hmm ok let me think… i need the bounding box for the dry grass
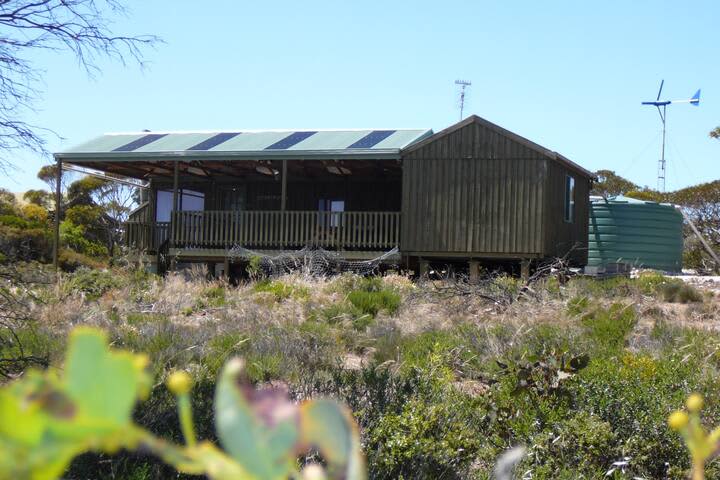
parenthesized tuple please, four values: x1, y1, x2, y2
(25, 268, 720, 384)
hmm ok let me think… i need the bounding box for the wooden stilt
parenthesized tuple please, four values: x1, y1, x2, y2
(468, 260, 480, 284)
(520, 259, 531, 282)
(419, 259, 429, 277)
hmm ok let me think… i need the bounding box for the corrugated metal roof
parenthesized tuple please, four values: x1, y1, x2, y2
(58, 128, 433, 160)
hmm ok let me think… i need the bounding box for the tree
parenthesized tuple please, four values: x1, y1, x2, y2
(63, 175, 136, 255)
(0, 189, 18, 215)
(711, 127, 720, 139)
(591, 170, 639, 197)
(0, 1, 159, 170)
(23, 189, 52, 208)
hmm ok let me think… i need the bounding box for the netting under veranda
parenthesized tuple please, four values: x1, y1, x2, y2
(227, 245, 400, 277)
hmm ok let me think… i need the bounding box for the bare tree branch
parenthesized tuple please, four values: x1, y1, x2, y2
(0, 0, 160, 171)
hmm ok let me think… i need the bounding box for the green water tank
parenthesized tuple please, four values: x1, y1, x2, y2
(588, 196, 683, 272)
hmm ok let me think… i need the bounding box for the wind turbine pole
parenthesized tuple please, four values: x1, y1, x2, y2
(658, 104, 667, 192)
(641, 80, 700, 193)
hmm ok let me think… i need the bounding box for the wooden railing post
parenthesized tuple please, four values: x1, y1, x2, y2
(137, 210, 401, 252)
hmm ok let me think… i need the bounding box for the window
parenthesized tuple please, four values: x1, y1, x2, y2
(564, 175, 575, 223)
(156, 189, 205, 222)
(318, 199, 345, 227)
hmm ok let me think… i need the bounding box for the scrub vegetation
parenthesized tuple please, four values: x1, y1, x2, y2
(3, 260, 720, 479)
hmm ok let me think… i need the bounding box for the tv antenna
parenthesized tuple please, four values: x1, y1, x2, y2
(641, 80, 700, 192)
(455, 79, 471, 121)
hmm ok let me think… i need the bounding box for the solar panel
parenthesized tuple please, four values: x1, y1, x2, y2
(347, 130, 396, 149)
(264, 131, 317, 150)
(187, 132, 241, 151)
(113, 134, 168, 152)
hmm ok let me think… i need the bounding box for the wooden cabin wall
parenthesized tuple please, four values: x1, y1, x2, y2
(543, 161, 590, 265)
(401, 121, 547, 257)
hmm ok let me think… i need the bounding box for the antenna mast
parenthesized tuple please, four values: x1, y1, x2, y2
(455, 79, 471, 121)
(641, 80, 700, 192)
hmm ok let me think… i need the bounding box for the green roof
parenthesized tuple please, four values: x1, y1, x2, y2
(57, 128, 433, 162)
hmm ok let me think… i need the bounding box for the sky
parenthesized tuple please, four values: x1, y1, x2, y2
(1, 0, 718, 192)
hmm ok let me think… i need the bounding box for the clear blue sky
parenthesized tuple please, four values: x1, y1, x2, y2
(2, 0, 718, 192)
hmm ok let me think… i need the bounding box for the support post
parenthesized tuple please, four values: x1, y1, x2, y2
(520, 259, 531, 282)
(418, 259, 429, 278)
(223, 257, 230, 282)
(280, 159, 288, 211)
(53, 157, 62, 271)
(172, 161, 180, 211)
(468, 260, 480, 284)
(171, 161, 179, 248)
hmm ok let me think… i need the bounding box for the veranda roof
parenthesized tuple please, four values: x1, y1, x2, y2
(56, 128, 434, 162)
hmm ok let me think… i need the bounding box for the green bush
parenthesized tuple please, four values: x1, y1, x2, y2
(253, 279, 309, 301)
(580, 302, 636, 353)
(60, 220, 108, 257)
(58, 248, 106, 271)
(65, 267, 122, 300)
(573, 351, 703, 479)
(523, 412, 616, 477)
(659, 281, 703, 303)
(0, 214, 31, 229)
(194, 285, 227, 309)
(348, 289, 401, 317)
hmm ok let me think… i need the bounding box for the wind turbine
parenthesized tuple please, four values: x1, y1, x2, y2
(641, 80, 700, 192)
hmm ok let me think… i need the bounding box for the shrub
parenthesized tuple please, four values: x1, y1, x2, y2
(580, 302, 636, 353)
(0, 225, 51, 261)
(348, 289, 401, 317)
(635, 270, 670, 294)
(65, 267, 122, 300)
(58, 248, 106, 271)
(0, 214, 30, 229)
(659, 281, 703, 303)
(195, 285, 227, 309)
(60, 220, 108, 257)
(524, 412, 616, 477)
(253, 279, 309, 301)
(310, 302, 370, 331)
(21, 203, 48, 223)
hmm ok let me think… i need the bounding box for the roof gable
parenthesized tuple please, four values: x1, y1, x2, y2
(402, 115, 594, 179)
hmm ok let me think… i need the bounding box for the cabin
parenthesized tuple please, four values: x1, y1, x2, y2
(54, 115, 594, 277)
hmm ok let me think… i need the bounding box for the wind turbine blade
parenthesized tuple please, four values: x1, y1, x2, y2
(656, 80, 664, 101)
(691, 89, 701, 106)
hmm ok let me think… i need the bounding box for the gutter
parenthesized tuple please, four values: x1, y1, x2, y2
(53, 148, 403, 163)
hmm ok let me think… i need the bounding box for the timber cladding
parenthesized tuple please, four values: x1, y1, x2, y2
(400, 116, 592, 262)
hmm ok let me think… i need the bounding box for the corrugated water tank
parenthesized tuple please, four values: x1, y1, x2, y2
(587, 196, 683, 272)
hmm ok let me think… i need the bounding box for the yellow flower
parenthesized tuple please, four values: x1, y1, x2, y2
(668, 410, 689, 430)
(687, 393, 704, 413)
(167, 371, 193, 395)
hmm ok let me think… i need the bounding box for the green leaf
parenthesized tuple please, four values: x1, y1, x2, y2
(215, 358, 298, 480)
(0, 389, 45, 445)
(63, 327, 150, 428)
(299, 399, 366, 480)
(0, 327, 152, 480)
